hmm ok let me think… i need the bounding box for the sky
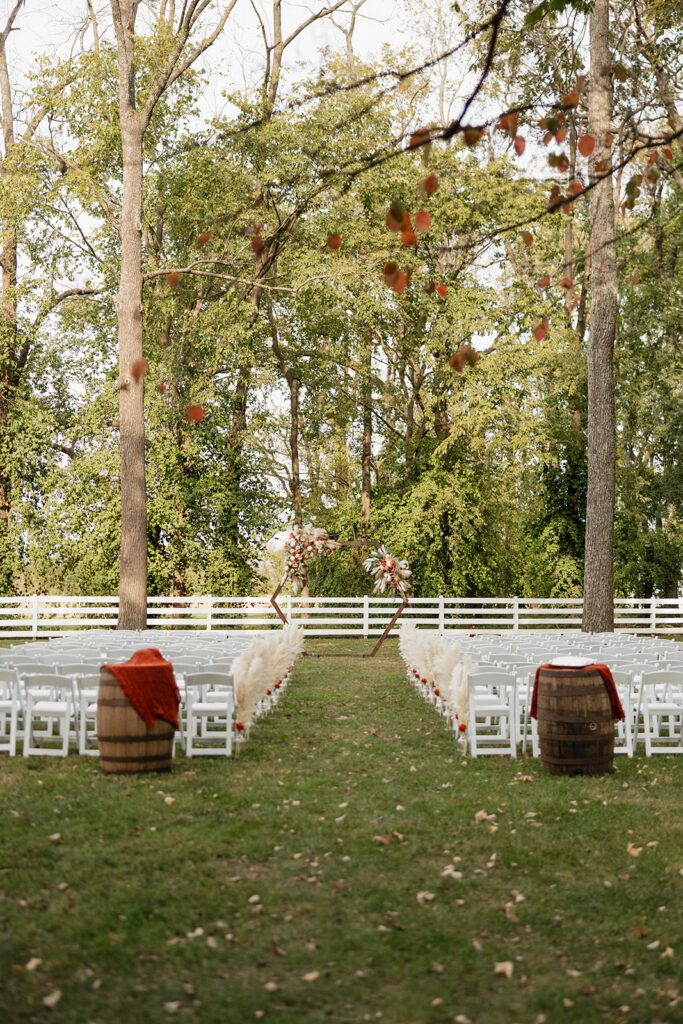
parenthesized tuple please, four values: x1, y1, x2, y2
(3, 0, 405, 120)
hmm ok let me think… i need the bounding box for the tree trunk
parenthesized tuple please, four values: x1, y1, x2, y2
(582, 0, 617, 633)
(117, 117, 148, 629)
(0, 7, 19, 594)
(360, 331, 372, 555)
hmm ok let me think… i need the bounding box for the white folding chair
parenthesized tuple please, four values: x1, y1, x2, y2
(610, 669, 634, 757)
(634, 671, 683, 755)
(0, 671, 19, 756)
(467, 671, 518, 758)
(71, 674, 100, 756)
(183, 672, 234, 757)
(22, 674, 74, 757)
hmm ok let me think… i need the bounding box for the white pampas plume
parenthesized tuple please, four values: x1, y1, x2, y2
(235, 653, 266, 731)
(433, 641, 460, 699)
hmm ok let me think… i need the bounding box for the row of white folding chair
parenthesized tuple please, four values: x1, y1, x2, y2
(179, 672, 234, 757)
(0, 669, 101, 757)
(633, 671, 683, 754)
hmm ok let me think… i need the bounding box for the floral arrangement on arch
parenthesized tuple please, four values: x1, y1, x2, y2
(279, 524, 411, 597)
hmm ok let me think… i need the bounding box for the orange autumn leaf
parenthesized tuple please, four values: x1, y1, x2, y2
(604, 132, 615, 148)
(497, 112, 517, 138)
(537, 275, 551, 288)
(425, 280, 436, 294)
(391, 270, 408, 294)
(648, 150, 659, 164)
(631, 269, 641, 286)
(561, 276, 574, 289)
(663, 147, 673, 161)
(436, 284, 447, 298)
(556, 126, 568, 144)
(423, 174, 439, 195)
(409, 126, 431, 149)
(186, 405, 206, 422)
(130, 358, 148, 382)
(166, 271, 182, 290)
(156, 382, 167, 394)
(401, 229, 418, 248)
(513, 135, 526, 157)
(415, 210, 431, 233)
(521, 231, 533, 247)
(251, 236, 265, 254)
(568, 180, 583, 196)
(401, 209, 412, 231)
(533, 316, 549, 341)
(578, 134, 596, 157)
(196, 231, 213, 248)
(383, 261, 399, 286)
(386, 209, 402, 232)
(449, 351, 466, 372)
(462, 125, 484, 146)
(562, 90, 580, 108)
(595, 160, 610, 173)
(327, 233, 342, 250)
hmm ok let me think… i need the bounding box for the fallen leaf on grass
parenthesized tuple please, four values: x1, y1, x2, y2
(660, 947, 674, 958)
(442, 865, 463, 880)
(504, 902, 519, 923)
(26, 958, 42, 971)
(431, 997, 444, 1006)
(43, 990, 62, 1009)
(627, 842, 642, 857)
(302, 971, 320, 982)
(579, 984, 596, 995)
(493, 961, 514, 979)
(164, 796, 175, 807)
(416, 891, 435, 904)
(163, 1002, 181, 1013)
(264, 981, 278, 992)
(48, 833, 61, 842)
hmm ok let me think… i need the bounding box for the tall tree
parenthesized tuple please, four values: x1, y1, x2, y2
(109, 0, 237, 627)
(582, 0, 617, 631)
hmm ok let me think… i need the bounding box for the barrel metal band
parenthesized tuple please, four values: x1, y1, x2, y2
(541, 752, 613, 766)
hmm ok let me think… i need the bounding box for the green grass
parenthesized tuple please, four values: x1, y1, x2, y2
(1, 637, 681, 1024)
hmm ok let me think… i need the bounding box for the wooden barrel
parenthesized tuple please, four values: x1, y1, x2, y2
(536, 667, 614, 776)
(97, 669, 174, 774)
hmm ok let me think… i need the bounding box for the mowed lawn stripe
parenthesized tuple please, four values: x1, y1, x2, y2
(1, 637, 681, 1023)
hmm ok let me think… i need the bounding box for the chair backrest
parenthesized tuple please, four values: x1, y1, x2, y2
(468, 671, 517, 688)
(640, 670, 683, 688)
(22, 674, 72, 696)
(610, 669, 632, 688)
(0, 667, 17, 684)
(57, 663, 102, 677)
(171, 658, 210, 669)
(16, 662, 54, 676)
(205, 661, 234, 673)
(184, 671, 233, 691)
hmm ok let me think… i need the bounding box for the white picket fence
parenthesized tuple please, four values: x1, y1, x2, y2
(0, 594, 681, 637)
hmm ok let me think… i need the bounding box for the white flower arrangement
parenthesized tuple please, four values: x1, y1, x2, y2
(282, 524, 333, 581)
(363, 544, 412, 597)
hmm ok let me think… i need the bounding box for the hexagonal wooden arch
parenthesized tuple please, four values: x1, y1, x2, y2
(270, 538, 410, 658)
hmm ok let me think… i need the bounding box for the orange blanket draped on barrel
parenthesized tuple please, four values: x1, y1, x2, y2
(103, 649, 181, 729)
(530, 664, 624, 721)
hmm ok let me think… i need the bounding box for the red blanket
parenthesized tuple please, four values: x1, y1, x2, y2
(103, 648, 181, 729)
(530, 664, 624, 721)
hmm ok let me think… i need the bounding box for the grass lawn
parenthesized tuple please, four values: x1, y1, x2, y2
(0, 636, 681, 1024)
